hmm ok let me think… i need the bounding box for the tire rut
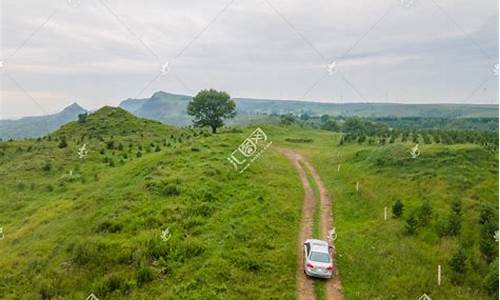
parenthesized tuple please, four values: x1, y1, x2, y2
(277, 148, 344, 300)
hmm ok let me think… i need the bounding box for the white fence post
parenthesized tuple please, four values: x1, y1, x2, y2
(438, 265, 441, 286)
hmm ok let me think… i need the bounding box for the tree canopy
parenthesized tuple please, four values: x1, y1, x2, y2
(187, 89, 236, 133)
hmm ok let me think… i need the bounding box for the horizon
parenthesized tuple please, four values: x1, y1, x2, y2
(2, 90, 500, 121)
(1, 0, 499, 119)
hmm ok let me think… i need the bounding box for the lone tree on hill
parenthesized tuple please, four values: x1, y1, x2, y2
(187, 89, 236, 133)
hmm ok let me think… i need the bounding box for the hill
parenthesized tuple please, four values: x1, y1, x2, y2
(0, 108, 301, 299)
(0, 107, 497, 299)
(0, 103, 87, 140)
(119, 91, 499, 126)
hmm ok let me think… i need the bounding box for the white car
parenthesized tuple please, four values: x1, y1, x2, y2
(303, 239, 334, 278)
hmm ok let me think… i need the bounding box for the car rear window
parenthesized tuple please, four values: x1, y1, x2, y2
(310, 251, 330, 263)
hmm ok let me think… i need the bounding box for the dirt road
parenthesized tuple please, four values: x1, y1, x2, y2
(278, 148, 344, 300)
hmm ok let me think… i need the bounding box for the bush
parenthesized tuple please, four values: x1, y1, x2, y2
(42, 162, 52, 172)
(136, 267, 155, 286)
(162, 183, 181, 197)
(58, 137, 68, 148)
(451, 199, 462, 216)
(479, 206, 494, 225)
(106, 140, 115, 150)
(72, 242, 98, 266)
(96, 221, 123, 233)
(96, 274, 125, 296)
(483, 258, 499, 297)
(392, 199, 404, 218)
(78, 113, 88, 123)
(479, 221, 497, 263)
(447, 213, 462, 236)
(405, 214, 418, 235)
(449, 245, 467, 283)
(417, 201, 432, 226)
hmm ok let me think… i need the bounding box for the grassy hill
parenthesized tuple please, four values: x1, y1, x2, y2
(0, 108, 497, 299)
(0, 108, 302, 299)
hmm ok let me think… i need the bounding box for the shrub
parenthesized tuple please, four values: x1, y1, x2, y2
(58, 137, 68, 148)
(417, 201, 432, 226)
(96, 274, 125, 296)
(72, 242, 98, 266)
(96, 221, 123, 233)
(106, 140, 115, 149)
(405, 214, 418, 234)
(78, 113, 88, 123)
(392, 199, 404, 218)
(449, 245, 467, 283)
(38, 279, 56, 300)
(162, 183, 181, 197)
(479, 221, 497, 263)
(42, 161, 52, 172)
(451, 199, 462, 216)
(136, 267, 155, 286)
(447, 213, 461, 236)
(483, 258, 499, 297)
(479, 206, 494, 225)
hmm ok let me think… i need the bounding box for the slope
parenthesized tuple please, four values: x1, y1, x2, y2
(0, 109, 302, 299)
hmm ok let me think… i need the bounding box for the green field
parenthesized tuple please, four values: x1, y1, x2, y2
(0, 108, 498, 299)
(264, 125, 499, 299)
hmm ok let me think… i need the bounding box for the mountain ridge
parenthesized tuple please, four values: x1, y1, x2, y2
(0, 102, 87, 139)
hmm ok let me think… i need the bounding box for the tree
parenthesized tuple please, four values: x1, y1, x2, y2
(187, 89, 236, 133)
(479, 219, 497, 263)
(78, 113, 88, 124)
(417, 201, 433, 226)
(280, 113, 296, 125)
(392, 199, 404, 218)
(449, 245, 467, 283)
(58, 136, 68, 148)
(447, 213, 462, 236)
(451, 199, 462, 216)
(405, 214, 418, 234)
(321, 119, 340, 131)
(479, 206, 494, 225)
(483, 258, 499, 297)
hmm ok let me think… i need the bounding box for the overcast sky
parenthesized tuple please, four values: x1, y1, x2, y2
(1, 0, 498, 119)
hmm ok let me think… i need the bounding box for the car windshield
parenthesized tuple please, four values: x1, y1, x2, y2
(309, 251, 330, 263)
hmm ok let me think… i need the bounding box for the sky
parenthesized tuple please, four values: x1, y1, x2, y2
(1, 0, 498, 119)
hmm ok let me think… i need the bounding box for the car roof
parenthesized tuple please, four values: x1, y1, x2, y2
(305, 239, 329, 253)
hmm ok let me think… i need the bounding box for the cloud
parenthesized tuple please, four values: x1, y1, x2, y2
(1, 0, 498, 118)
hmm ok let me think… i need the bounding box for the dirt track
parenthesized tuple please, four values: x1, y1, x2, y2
(277, 148, 344, 300)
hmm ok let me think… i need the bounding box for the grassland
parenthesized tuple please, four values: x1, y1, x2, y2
(0, 108, 302, 299)
(263, 125, 498, 299)
(0, 108, 497, 299)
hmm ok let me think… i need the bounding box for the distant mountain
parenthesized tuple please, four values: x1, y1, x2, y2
(119, 91, 499, 126)
(0, 103, 87, 139)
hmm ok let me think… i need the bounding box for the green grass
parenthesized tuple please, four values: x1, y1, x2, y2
(266, 126, 498, 300)
(0, 111, 497, 299)
(0, 109, 303, 299)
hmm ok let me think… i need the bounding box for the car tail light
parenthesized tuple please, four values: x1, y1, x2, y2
(326, 265, 333, 272)
(306, 262, 314, 269)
